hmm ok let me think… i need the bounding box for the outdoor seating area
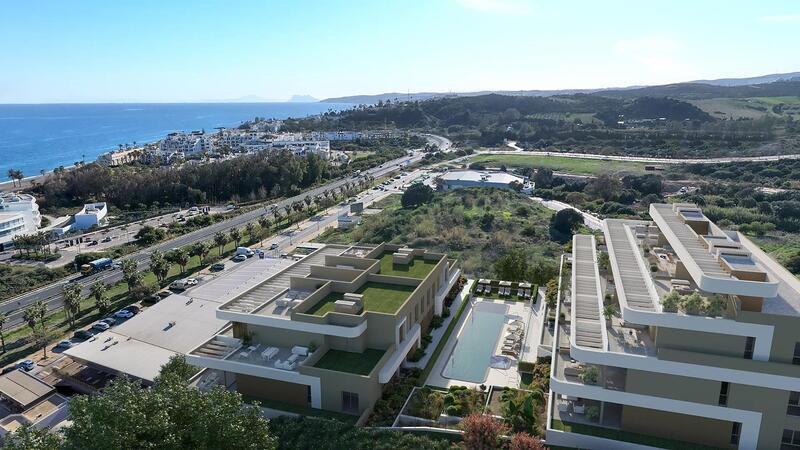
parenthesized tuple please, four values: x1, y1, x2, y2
(475, 279, 533, 300)
(500, 318, 525, 358)
(225, 343, 309, 372)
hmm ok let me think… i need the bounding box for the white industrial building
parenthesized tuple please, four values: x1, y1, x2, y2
(0, 193, 41, 251)
(437, 170, 531, 193)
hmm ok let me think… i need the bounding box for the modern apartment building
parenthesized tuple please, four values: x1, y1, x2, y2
(0, 193, 41, 250)
(186, 243, 461, 416)
(548, 203, 800, 449)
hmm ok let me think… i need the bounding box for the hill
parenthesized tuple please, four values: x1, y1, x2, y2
(595, 80, 800, 100)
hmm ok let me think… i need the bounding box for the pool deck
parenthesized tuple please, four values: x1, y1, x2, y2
(425, 297, 537, 389)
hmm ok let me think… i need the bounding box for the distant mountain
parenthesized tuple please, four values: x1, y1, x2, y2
(321, 71, 800, 104)
(289, 94, 318, 103)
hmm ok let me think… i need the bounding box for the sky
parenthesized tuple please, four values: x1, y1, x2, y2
(1, 0, 799, 103)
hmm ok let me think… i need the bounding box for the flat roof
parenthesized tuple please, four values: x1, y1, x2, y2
(440, 170, 523, 185)
(0, 370, 54, 409)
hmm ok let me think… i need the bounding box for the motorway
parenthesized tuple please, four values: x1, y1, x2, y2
(479, 147, 800, 165)
(0, 148, 430, 329)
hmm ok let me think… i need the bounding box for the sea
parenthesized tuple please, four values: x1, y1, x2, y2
(0, 102, 353, 177)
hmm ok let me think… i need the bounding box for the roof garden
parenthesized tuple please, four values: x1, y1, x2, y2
(305, 281, 416, 316)
(378, 252, 439, 279)
(312, 348, 386, 375)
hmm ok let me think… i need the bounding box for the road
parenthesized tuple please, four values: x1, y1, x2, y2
(0, 149, 426, 329)
(530, 197, 604, 231)
(476, 149, 800, 165)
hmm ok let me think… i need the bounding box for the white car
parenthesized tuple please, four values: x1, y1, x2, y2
(114, 310, 134, 319)
(185, 278, 198, 286)
(91, 322, 111, 331)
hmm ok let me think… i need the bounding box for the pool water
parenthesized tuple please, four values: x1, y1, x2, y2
(442, 301, 508, 383)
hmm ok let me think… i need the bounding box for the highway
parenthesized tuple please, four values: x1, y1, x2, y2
(0, 149, 426, 329)
(480, 147, 800, 165)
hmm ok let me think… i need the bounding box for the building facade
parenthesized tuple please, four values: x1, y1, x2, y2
(186, 243, 461, 416)
(438, 170, 531, 192)
(73, 202, 107, 230)
(547, 203, 800, 449)
(0, 193, 41, 250)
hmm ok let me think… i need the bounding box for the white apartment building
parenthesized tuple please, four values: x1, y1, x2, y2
(0, 193, 41, 251)
(160, 131, 214, 156)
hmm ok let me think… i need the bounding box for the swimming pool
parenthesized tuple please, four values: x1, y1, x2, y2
(442, 301, 508, 383)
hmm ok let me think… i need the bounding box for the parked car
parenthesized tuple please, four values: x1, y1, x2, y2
(145, 294, 161, 304)
(15, 360, 35, 371)
(88, 240, 99, 246)
(114, 309, 134, 319)
(232, 254, 247, 262)
(73, 329, 95, 340)
(100, 317, 117, 326)
(185, 277, 198, 286)
(101, 236, 112, 243)
(1, 366, 17, 375)
(210, 262, 225, 271)
(112, 262, 122, 269)
(123, 305, 141, 315)
(169, 280, 188, 291)
(269, 243, 279, 250)
(56, 340, 74, 349)
(157, 290, 172, 298)
(91, 322, 111, 331)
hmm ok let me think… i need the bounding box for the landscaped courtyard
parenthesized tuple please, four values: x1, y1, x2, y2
(305, 281, 417, 316)
(313, 348, 386, 375)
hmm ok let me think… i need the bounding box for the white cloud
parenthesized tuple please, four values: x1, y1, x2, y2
(454, 0, 531, 14)
(760, 14, 800, 23)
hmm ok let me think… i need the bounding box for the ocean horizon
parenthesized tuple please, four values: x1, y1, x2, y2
(0, 102, 353, 178)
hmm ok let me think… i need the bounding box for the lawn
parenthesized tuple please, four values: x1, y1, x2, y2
(468, 154, 648, 175)
(242, 395, 358, 423)
(305, 281, 416, 316)
(551, 420, 723, 450)
(313, 348, 385, 375)
(379, 252, 439, 279)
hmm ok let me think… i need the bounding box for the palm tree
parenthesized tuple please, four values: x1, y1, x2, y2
(150, 250, 170, 283)
(62, 283, 83, 329)
(22, 306, 38, 334)
(7, 169, 16, 187)
(90, 281, 108, 314)
(0, 312, 7, 353)
(190, 241, 211, 264)
(245, 222, 256, 243)
(121, 259, 142, 290)
(213, 231, 227, 256)
(229, 228, 242, 247)
(172, 248, 190, 274)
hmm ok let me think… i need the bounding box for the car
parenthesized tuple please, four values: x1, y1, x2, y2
(73, 329, 95, 340)
(88, 240, 99, 246)
(169, 280, 188, 291)
(1, 366, 17, 375)
(255, 248, 264, 255)
(101, 236, 112, 243)
(56, 340, 74, 349)
(157, 290, 172, 298)
(210, 262, 225, 271)
(269, 243, 279, 250)
(112, 262, 122, 269)
(232, 254, 247, 262)
(114, 309, 134, 319)
(92, 322, 111, 331)
(15, 360, 35, 371)
(123, 305, 141, 315)
(185, 277, 198, 286)
(100, 317, 117, 326)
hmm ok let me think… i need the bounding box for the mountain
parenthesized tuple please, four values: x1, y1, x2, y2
(320, 71, 800, 104)
(289, 94, 318, 103)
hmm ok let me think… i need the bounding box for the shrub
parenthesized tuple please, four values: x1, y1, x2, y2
(650, 264, 658, 272)
(660, 290, 681, 312)
(430, 315, 444, 329)
(517, 361, 535, 373)
(509, 433, 546, 450)
(441, 307, 451, 318)
(407, 348, 425, 362)
(682, 292, 705, 315)
(579, 366, 599, 385)
(460, 414, 508, 450)
(706, 294, 728, 316)
(585, 405, 600, 422)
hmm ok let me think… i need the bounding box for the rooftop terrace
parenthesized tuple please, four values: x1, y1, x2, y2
(572, 235, 605, 350)
(305, 281, 417, 316)
(312, 348, 385, 375)
(378, 252, 440, 279)
(604, 219, 657, 312)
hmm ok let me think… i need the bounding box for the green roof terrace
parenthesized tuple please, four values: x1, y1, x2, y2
(378, 252, 440, 279)
(305, 281, 416, 316)
(312, 348, 386, 375)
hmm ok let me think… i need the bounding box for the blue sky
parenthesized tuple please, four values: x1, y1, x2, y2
(1, 0, 798, 103)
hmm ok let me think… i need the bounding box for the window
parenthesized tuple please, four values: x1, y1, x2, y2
(789, 392, 800, 416)
(342, 391, 359, 413)
(782, 429, 800, 449)
(730, 422, 741, 445)
(719, 382, 729, 406)
(794, 343, 800, 365)
(744, 337, 755, 359)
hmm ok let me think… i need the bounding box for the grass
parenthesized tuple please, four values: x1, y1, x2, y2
(417, 280, 473, 385)
(551, 420, 724, 450)
(242, 394, 358, 424)
(468, 154, 648, 175)
(691, 96, 800, 120)
(379, 252, 439, 279)
(313, 348, 385, 375)
(305, 281, 416, 316)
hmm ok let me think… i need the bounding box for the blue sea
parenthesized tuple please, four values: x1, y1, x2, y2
(0, 102, 353, 177)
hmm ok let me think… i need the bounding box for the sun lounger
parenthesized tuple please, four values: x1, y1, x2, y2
(517, 289, 524, 297)
(525, 289, 532, 299)
(261, 347, 279, 361)
(501, 348, 519, 357)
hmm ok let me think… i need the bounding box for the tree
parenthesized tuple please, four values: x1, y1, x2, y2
(0, 312, 7, 353)
(494, 249, 530, 282)
(549, 208, 583, 240)
(257, 217, 272, 244)
(501, 388, 544, 433)
(245, 222, 256, 243)
(460, 413, 507, 450)
(190, 241, 211, 264)
(3, 423, 62, 450)
(89, 281, 109, 314)
(401, 183, 433, 208)
(62, 282, 83, 329)
(586, 172, 622, 202)
(533, 168, 553, 189)
(509, 433, 545, 450)
(63, 367, 276, 450)
(168, 248, 190, 274)
(214, 231, 228, 255)
(230, 227, 242, 247)
(134, 225, 166, 246)
(150, 250, 170, 283)
(22, 305, 38, 334)
(154, 355, 199, 384)
(121, 259, 142, 290)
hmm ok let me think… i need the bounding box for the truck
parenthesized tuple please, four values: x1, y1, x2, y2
(236, 247, 255, 258)
(81, 257, 114, 275)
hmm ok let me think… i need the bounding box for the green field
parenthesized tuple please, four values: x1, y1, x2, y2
(691, 96, 800, 120)
(526, 112, 600, 124)
(468, 154, 648, 175)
